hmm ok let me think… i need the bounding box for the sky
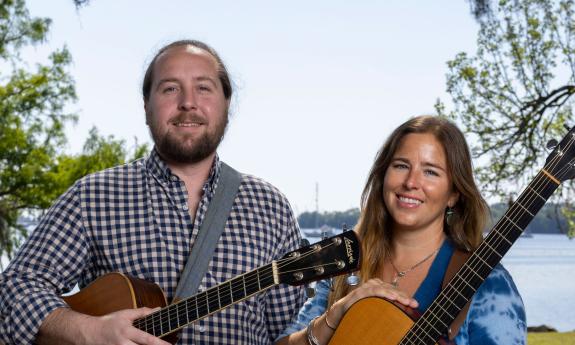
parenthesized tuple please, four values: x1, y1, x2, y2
(23, 0, 479, 215)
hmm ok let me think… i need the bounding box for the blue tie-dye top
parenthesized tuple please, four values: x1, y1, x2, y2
(277, 240, 526, 345)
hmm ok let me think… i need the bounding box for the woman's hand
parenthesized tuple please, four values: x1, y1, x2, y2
(327, 278, 419, 328)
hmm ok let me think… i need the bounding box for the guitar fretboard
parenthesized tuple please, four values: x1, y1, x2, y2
(133, 262, 277, 338)
(401, 169, 559, 344)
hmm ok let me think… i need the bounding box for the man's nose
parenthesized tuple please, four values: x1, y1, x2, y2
(178, 89, 198, 110)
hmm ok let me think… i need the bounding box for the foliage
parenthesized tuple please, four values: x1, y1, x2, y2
(438, 0, 575, 236)
(298, 208, 360, 229)
(0, 0, 147, 266)
(0, 0, 76, 262)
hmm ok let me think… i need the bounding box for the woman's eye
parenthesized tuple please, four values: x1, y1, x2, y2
(425, 169, 439, 176)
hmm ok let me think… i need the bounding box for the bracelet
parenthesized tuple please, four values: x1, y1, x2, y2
(306, 316, 321, 345)
(324, 309, 336, 331)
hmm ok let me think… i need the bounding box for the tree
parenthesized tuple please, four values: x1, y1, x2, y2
(0, 0, 147, 266)
(438, 0, 575, 236)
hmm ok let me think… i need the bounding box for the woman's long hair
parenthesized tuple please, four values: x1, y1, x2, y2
(328, 115, 489, 306)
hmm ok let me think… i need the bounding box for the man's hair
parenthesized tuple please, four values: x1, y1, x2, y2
(142, 39, 233, 102)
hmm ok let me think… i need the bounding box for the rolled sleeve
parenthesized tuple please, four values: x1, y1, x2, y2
(0, 184, 88, 345)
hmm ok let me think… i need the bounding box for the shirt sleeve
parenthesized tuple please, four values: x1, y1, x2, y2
(455, 264, 527, 345)
(275, 278, 331, 341)
(264, 202, 307, 341)
(0, 183, 89, 345)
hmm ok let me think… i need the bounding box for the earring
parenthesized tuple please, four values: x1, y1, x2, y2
(446, 206, 455, 226)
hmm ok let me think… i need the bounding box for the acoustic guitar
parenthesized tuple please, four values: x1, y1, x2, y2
(63, 231, 360, 344)
(328, 127, 575, 345)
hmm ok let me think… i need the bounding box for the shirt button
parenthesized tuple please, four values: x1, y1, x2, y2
(182, 204, 189, 211)
(171, 176, 179, 181)
(196, 325, 205, 333)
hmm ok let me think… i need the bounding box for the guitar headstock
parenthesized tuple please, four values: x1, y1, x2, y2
(277, 231, 361, 286)
(545, 126, 575, 182)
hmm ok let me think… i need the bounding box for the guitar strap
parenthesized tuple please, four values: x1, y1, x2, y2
(441, 249, 472, 340)
(173, 162, 242, 301)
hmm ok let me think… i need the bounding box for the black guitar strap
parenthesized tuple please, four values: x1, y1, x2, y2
(173, 162, 242, 301)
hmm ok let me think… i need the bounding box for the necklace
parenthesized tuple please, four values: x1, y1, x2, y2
(389, 247, 441, 287)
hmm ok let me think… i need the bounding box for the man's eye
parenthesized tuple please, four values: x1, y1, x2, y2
(162, 86, 177, 93)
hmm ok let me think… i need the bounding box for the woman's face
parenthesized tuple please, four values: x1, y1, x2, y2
(383, 133, 459, 233)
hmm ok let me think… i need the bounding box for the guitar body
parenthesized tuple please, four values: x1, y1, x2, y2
(328, 297, 440, 345)
(63, 272, 179, 344)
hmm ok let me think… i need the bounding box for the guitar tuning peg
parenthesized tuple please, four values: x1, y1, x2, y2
(300, 238, 310, 247)
(346, 271, 360, 286)
(342, 223, 349, 232)
(547, 139, 558, 151)
(305, 286, 316, 298)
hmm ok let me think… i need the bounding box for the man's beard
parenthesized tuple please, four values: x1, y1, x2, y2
(149, 112, 228, 164)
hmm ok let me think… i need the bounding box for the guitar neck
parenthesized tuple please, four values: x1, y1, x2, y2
(133, 262, 278, 338)
(403, 170, 559, 344)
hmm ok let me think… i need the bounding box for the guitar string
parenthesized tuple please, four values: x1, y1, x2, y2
(402, 136, 575, 344)
(133, 236, 350, 335)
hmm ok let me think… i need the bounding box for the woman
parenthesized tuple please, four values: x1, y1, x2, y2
(276, 116, 526, 345)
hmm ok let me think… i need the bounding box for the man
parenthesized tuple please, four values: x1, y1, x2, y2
(0, 40, 305, 345)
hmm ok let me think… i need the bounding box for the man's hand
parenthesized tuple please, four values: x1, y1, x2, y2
(38, 307, 172, 345)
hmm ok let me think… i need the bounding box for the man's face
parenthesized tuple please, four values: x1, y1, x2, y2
(145, 45, 229, 164)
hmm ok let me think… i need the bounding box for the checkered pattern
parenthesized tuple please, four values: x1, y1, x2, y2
(0, 150, 306, 345)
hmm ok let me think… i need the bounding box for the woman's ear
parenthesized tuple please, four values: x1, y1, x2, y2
(448, 190, 460, 208)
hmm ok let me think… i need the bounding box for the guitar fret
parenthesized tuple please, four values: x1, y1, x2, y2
(413, 316, 441, 343)
(466, 264, 485, 281)
(501, 216, 523, 239)
(217, 286, 222, 311)
(257, 267, 261, 290)
(515, 201, 535, 217)
(438, 290, 460, 311)
(474, 253, 493, 269)
(243, 274, 247, 297)
(426, 303, 451, 327)
(481, 240, 503, 258)
(229, 281, 234, 303)
(492, 225, 513, 245)
(526, 185, 546, 201)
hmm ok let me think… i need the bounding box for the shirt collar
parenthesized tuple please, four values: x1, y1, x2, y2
(145, 148, 221, 194)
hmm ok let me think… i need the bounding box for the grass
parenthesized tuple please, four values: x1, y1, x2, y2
(528, 332, 575, 344)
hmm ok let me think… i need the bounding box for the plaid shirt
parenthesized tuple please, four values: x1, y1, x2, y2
(0, 150, 305, 345)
